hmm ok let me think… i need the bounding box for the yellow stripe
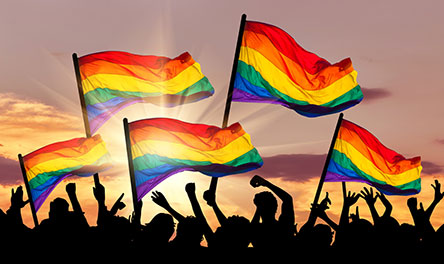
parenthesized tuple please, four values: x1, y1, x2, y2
(334, 138, 421, 186)
(81, 62, 205, 94)
(26, 142, 110, 182)
(239, 46, 358, 105)
(131, 134, 254, 164)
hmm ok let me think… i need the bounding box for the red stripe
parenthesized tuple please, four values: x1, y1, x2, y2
(245, 21, 334, 75)
(78, 51, 194, 68)
(340, 120, 416, 165)
(23, 135, 102, 162)
(129, 118, 243, 139)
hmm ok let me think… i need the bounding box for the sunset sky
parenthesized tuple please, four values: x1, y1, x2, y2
(1, 0, 444, 237)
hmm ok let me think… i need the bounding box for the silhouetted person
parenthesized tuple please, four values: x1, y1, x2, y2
(297, 192, 335, 250)
(203, 184, 251, 249)
(151, 189, 205, 249)
(1, 186, 31, 252)
(36, 183, 90, 250)
(332, 189, 362, 250)
(407, 179, 444, 249)
(138, 212, 175, 249)
(91, 180, 133, 251)
(249, 175, 295, 250)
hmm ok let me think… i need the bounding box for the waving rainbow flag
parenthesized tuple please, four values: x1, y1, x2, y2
(78, 51, 214, 134)
(233, 20, 363, 117)
(325, 119, 422, 195)
(23, 135, 112, 211)
(128, 118, 263, 200)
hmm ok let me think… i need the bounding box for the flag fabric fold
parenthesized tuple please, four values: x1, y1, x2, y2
(23, 134, 113, 211)
(325, 119, 422, 195)
(78, 51, 214, 134)
(128, 118, 263, 200)
(233, 20, 363, 117)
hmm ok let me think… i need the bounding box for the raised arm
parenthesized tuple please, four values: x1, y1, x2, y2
(377, 192, 393, 219)
(203, 189, 227, 226)
(93, 181, 108, 226)
(339, 190, 360, 228)
(66, 183, 84, 216)
(360, 187, 380, 223)
(186, 183, 214, 245)
(151, 190, 185, 222)
(316, 192, 339, 231)
(250, 175, 294, 224)
(426, 180, 444, 219)
(6, 186, 29, 227)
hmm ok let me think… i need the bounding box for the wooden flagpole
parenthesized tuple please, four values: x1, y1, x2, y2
(123, 118, 139, 219)
(312, 113, 344, 206)
(208, 13, 247, 193)
(18, 154, 39, 227)
(72, 53, 100, 185)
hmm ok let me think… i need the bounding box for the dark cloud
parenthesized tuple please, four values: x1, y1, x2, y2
(248, 154, 327, 182)
(0, 156, 22, 185)
(361, 87, 391, 103)
(421, 161, 444, 175)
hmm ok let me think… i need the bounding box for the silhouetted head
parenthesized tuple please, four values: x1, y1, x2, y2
(214, 215, 251, 249)
(48, 198, 69, 219)
(312, 224, 333, 248)
(174, 216, 204, 246)
(144, 213, 175, 243)
(254, 191, 278, 218)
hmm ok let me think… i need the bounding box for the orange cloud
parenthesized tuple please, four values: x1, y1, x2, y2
(0, 92, 83, 159)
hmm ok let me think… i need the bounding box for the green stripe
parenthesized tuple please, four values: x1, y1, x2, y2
(28, 165, 83, 190)
(331, 150, 419, 189)
(320, 85, 363, 107)
(237, 61, 362, 107)
(84, 77, 213, 106)
(28, 153, 112, 190)
(133, 148, 263, 171)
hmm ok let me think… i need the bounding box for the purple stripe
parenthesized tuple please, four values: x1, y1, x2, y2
(325, 172, 419, 195)
(89, 99, 143, 134)
(233, 88, 362, 117)
(34, 174, 70, 212)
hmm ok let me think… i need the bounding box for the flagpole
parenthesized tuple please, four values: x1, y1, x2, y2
(123, 118, 139, 220)
(18, 154, 39, 228)
(312, 113, 344, 206)
(208, 13, 247, 193)
(72, 53, 100, 185)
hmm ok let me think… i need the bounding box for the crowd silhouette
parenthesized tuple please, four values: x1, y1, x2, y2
(1, 174, 444, 254)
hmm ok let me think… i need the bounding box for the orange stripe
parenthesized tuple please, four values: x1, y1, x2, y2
(337, 126, 421, 175)
(79, 55, 196, 82)
(23, 135, 103, 168)
(242, 30, 354, 91)
(130, 125, 246, 152)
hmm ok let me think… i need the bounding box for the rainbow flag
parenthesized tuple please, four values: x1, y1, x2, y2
(78, 51, 214, 134)
(23, 135, 113, 211)
(325, 119, 422, 195)
(233, 20, 363, 117)
(128, 118, 263, 200)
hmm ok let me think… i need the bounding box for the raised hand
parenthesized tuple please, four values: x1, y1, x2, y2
(250, 175, 268, 188)
(185, 182, 196, 194)
(93, 182, 106, 206)
(350, 206, 360, 222)
(151, 191, 170, 209)
(431, 179, 444, 204)
(360, 187, 377, 206)
(66, 182, 76, 196)
(10, 186, 29, 210)
(203, 189, 216, 207)
(319, 192, 331, 211)
(344, 191, 360, 207)
(110, 193, 126, 216)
